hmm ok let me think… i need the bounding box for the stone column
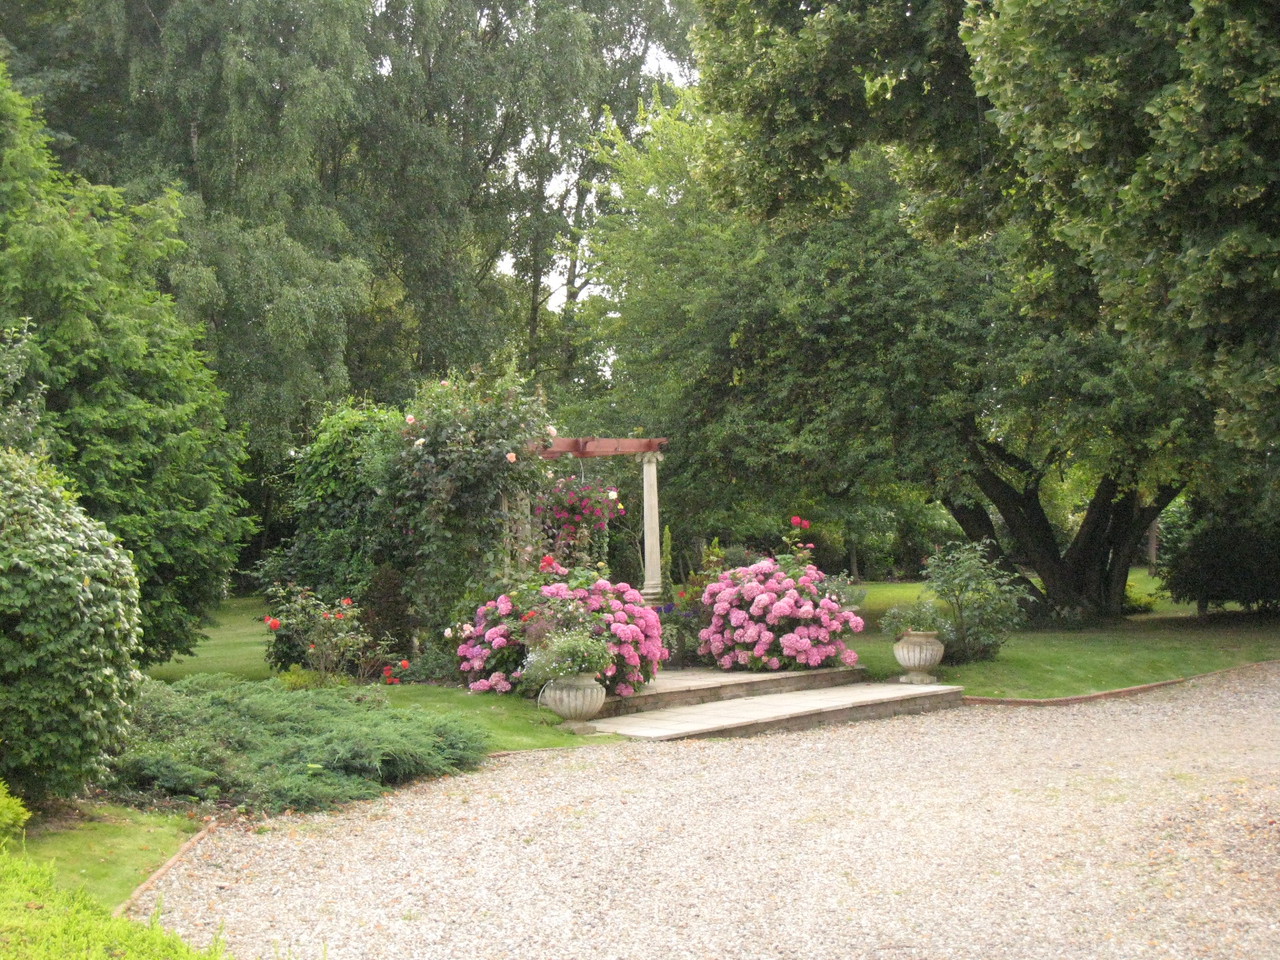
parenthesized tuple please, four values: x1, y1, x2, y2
(637, 451, 664, 602)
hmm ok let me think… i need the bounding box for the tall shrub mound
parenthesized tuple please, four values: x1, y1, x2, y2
(265, 371, 552, 657)
(0, 449, 142, 800)
(1158, 496, 1280, 614)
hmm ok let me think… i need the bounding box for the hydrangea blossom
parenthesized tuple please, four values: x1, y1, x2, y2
(457, 572, 668, 696)
(699, 558, 862, 671)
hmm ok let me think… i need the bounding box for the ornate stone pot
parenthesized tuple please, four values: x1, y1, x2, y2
(539, 673, 606, 721)
(893, 630, 945, 684)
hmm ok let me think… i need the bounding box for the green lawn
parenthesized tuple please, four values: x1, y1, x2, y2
(18, 804, 202, 909)
(147, 596, 274, 682)
(851, 569, 1279, 697)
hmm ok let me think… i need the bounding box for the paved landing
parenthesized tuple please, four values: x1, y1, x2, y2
(587, 681, 962, 740)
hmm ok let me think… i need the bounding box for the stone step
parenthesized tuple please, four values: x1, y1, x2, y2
(595, 666, 868, 719)
(586, 682, 963, 741)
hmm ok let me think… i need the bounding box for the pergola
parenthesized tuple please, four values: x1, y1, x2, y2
(537, 437, 668, 601)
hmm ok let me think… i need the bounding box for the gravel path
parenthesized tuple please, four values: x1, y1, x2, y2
(131, 664, 1280, 960)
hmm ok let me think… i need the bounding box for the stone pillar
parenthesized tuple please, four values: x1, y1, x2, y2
(637, 451, 664, 603)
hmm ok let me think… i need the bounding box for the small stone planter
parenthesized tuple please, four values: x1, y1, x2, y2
(893, 630, 945, 684)
(539, 673, 606, 721)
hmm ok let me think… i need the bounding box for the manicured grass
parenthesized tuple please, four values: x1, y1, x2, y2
(147, 596, 273, 682)
(383, 684, 616, 751)
(849, 569, 1279, 697)
(19, 804, 202, 909)
(941, 611, 1280, 699)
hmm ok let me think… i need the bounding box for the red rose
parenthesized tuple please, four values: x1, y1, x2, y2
(388, 677, 401, 684)
(335, 612, 344, 619)
(341, 597, 353, 606)
(266, 617, 281, 631)
(383, 665, 394, 676)
(791, 515, 803, 526)
(400, 660, 410, 669)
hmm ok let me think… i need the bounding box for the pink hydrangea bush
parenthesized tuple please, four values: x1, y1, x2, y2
(456, 560, 668, 697)
(698, 557, 863, 671)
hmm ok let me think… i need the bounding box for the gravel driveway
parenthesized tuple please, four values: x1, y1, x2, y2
(130, 663, 1280, 960)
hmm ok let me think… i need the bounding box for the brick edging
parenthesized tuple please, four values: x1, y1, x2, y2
(113, 819, 219, 918)
(962, 659, 1280, 707)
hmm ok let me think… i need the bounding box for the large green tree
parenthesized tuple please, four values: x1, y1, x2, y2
(963, 0, 1280, 443)
(2, 0, 697, 435)
(0, 66, 248, 663)
(590, 93, 1220, 616)
(694, 0, 1280, 441)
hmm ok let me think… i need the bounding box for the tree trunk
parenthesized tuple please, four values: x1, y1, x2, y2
(950, 462, 1180, 617)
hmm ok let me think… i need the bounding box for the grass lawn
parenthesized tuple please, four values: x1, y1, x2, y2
(17, 804, 202, 909)
(851, 568, 1279, 697)
(147, 596, 274, 682)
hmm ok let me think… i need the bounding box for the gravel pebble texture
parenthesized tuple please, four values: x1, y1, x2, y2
(130, 664, 1280, 960)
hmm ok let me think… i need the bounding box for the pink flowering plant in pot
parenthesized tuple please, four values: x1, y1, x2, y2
(455, 555, 668, 697)
(698, 516, 864, 671)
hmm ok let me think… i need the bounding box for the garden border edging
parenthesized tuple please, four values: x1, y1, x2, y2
(114, 819, 219, 919)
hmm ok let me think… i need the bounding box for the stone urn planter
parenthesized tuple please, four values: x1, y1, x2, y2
(893, 630, 945, 684)
(539, 673, 606, 721)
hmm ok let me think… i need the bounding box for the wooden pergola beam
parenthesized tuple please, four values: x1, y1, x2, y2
(536, 437, 668, 459)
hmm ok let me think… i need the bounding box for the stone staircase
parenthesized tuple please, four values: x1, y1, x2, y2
(584, 666, 963, 741)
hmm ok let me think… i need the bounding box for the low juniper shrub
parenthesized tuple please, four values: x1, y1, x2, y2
(104, 676, 488, 813)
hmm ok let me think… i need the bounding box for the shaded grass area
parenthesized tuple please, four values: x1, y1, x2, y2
(147, 596, 272, 682)
(19, 804, 201, 909)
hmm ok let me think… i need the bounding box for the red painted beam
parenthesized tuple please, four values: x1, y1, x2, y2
(536, 437, 668, 459)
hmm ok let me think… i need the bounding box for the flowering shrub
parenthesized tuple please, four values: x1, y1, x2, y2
(698, 517, 863, 671)
(534, 475, 626, 567)
(261, 370, 552, 648)
(264, 584, 392, 680)
(457, 560, 668, 697)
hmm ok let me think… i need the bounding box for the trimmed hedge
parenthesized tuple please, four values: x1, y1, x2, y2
(0, 449, 142, 800)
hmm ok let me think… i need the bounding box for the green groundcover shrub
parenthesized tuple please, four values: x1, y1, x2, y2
(105, 676, 488, 813)
(0, 851, 224, 959)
